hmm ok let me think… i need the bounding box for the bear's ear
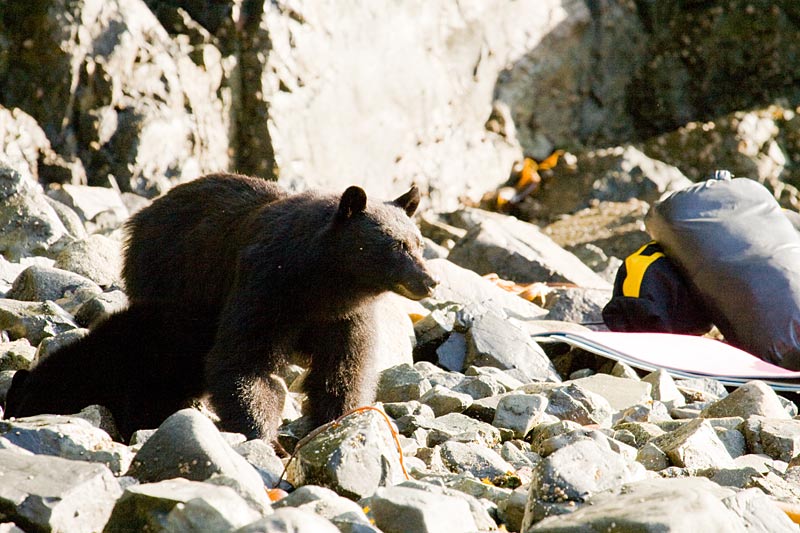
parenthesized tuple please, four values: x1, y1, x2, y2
(393, 185, 420, 217)
(337, 186, 368, 220)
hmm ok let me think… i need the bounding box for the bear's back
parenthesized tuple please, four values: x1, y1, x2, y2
(123, 173, 288, 311)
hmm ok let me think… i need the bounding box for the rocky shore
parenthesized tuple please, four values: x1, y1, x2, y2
(0, 164, 799, 532)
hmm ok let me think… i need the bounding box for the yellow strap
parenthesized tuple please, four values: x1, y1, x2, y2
(622, 242, 665, 298)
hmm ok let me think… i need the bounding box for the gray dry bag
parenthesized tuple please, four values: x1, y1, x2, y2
(646, 172, 800, 370)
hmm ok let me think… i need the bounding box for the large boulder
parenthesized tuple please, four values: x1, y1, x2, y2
(0, 0, 232, 196)
(0, 167, 72, 260)
(250, 0, 580, 208)
(0, 106, 84, 184)
(0, 449, 121, 533)
(495, 2, 800, 159)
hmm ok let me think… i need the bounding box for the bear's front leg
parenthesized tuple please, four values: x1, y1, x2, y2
(300, 312, 377, 429)
(205, 324, 288, 441)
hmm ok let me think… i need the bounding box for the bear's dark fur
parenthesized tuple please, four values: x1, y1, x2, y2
(3, 305, 216, 441)
(123, 173, 437, 439)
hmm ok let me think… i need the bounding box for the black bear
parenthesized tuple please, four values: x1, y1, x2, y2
(3, 305, 216, 441)
(123, 173, 437, 439)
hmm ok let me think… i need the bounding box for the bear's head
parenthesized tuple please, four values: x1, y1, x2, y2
(3, 367, 83, 420)
(333, 185, 438, 301)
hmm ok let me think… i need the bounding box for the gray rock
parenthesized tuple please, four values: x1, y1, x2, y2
(524, 476, 793, 533)
(497, 487, 529, 533)
(234, 439, 287, 490)
(564, 373, 652, 412)
(419, 385, 473, 417)
(383, 400, 435, 421)
(0, 299, 79, 345)
(742, 416, 800, 462)
(413, 362, 464, 390)
(0, 105, 84, 186)
(72, 404, 123, 441)
(636, 441, 670, 471)
(748, 469, 800, 505)
(422, 238, 449, 260)
(126, 409, 270, 513)
(439, 440, 516, 481)
(0, 414, 134, 475)
(441, 474, 515, 511)
(609, 360, 640, 380)
(544, 383, 613, 427)
(47, 184, 129, 227)
(452, 374, 508, 400)
(463, 393, 509, 423)
(529, 420, 583, 454)
(528, 439, 646, 504)
(701, 380, 791, 420)
(710, 465, 763, 489)
(417, 413, 502, 448)
(45, 196, 89, 241)
(670, 403, 706, 420)
(501, 441, 541, 470)
(0, 339, 36, 371)
(272, 485, 378, 533)
(435, 332, 467, 372)
(717, 428, 747, 459)
(423, 259, 548, 322)
(54, 234, 123, 288)
(73, 290, 129, 327)
(779, 395, 799, 417)
(0, 449, 121, 533)
(642, 369, 686, 409)
(419, 212, 468, 246)
(375, 364, 432, 403)
(676, 377, 729, 403)
(464, 365, 525, 391)
(104, 478, 262, 533)
(466, 310, 561, 383)
(120, 192, 151, 217)
(413, 306, 457, 346)
(6, 265, 102, 305)
(536, 427, 637, 462)
(492, 393, 549, 439)
(448, 217, 611, 289)
(286, 408, 406, 500)
(650, 418, 735, 470)
(541, 287, 611, 325)
(233, 508, 339, 532)
(33, 327, 89, 362)
(0, 166, 71, 261)
(722, 487, 800, 533)
(614, 422, 666, 449)
(614, 401, 673, 425)
(360, 485, 481, 533)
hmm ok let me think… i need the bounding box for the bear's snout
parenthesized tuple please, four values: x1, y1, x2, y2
(395, 266, 439, 301)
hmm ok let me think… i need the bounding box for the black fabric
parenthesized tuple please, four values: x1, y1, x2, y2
(603, 241, 712, 335)
(646, 175, 800, 370)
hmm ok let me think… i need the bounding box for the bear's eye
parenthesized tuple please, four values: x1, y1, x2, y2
(392, 241, 409, 253)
